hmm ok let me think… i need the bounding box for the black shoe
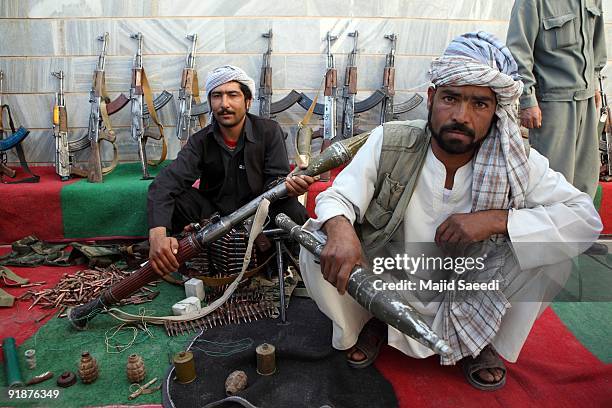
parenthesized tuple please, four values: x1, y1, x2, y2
(585, 242, 609, 256)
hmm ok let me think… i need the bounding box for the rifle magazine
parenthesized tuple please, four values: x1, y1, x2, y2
(392, 93, 424, 115)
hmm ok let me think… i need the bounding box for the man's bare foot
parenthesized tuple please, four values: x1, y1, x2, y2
(461, 345, 507, 390)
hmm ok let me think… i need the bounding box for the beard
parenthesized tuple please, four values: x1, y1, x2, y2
(427, 109, 481, 154)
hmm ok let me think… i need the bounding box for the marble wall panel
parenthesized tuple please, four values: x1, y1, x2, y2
(0, 0, 153, 19)
(157, 0, 308, 17)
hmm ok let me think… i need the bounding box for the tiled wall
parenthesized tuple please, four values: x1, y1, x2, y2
(1, 0, 611, 166)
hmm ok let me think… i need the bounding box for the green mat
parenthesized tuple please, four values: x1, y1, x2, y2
(61, 162, 169, 239)
(0, 280, 196, 408)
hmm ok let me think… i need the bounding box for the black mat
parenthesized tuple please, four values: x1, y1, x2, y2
(162, 297, 397, 408)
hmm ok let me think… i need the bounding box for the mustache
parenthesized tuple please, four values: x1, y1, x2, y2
(439, 123, 475, 138)
(216, 108, 235, 115)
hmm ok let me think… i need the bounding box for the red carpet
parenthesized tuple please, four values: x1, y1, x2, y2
(600, 182, 612, 234)
(0, 167, 78, 244)
(376, 307, 612, 407)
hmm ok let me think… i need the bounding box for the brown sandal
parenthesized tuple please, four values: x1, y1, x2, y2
(347, 318, 387, 369)
(461, 345, 507, 391)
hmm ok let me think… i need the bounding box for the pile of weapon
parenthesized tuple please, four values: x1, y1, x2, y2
(18, 266, 160, 314)
(3, 29, 425, 183)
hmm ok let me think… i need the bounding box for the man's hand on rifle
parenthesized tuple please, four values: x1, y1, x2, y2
(520, 105, 542, 129)
(148, 226, 180, 276)
(320, 215, 366, 295)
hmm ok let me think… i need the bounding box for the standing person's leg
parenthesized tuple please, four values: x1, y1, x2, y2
(529, 101, 578, 184)
(573, 97, 600, 198)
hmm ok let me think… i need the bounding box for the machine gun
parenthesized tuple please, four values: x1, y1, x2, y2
(298, 33, 422, 125)
(175, 34, 206, 144)
(380, 33, 423, 122)
(257, 29, 304, 118)
(129, 32, 167, 180)
(83, 32, 126, 183)
(0, 70, 39, 183)
(598, 74, 611, 181)
(67, 132, 371, 329)
(340, 31, 359, 139)
(51, 71, 71, 181)
(274, 213, 452, 357)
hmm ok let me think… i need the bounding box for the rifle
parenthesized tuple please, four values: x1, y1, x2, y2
(274, 213, 452, 357)
(175, 34, 206, 145)
(340, 31, 359, 139)
(67, 132, 371, 329)
(258, 29, 304, 118)
(0, 71, 39, 183)
(319, 31, 338, 182)
(297, 33, 423, 122)
(381, 33, 423, 121)
(51, 71, 70, 181)
(598, 74, 612, 181)
(84, 32, 125, 183)
(129, 32, 167, 180)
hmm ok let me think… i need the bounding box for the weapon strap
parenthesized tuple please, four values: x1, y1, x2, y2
(191, 70, 207, 129)
(141, 69, 167, 166)
(0, 104, 39, 183)
(72, 72, 120, 178)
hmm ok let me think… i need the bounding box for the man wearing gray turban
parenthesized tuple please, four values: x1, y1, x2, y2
(147, 65, 314, 275)
(299, 33, 601, 390)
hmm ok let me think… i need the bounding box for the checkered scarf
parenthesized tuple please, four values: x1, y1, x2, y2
(428, 32, 529, 365)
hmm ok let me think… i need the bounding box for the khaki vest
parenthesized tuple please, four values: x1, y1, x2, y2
(357, 120, 430, 257)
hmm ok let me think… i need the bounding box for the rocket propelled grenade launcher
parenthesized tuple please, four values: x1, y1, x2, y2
(67, 132, 372, 330)
(274, 213, 453, 357)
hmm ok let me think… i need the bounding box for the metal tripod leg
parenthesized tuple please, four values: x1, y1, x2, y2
(274, 237, 287, 323)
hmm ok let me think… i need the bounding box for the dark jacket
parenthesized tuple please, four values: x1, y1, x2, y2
(148, 113, 292, 229)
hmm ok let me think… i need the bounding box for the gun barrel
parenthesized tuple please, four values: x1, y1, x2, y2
(97, 32, 109, 71)
(67, 132, 371, 330)
(274, 213, 452, 357)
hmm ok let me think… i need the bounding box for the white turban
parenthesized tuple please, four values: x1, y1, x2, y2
(205, 65, 256, 100)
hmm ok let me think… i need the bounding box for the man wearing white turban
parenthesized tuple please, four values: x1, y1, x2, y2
(299, 33, 601, 390)
(148, 65, 314, 275)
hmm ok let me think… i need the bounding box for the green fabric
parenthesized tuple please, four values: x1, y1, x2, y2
(0, 287, 15, 307)
(0, 280, 192, 407)
(593, 184, 602, 211)
(553, 253, 612, 363)
(552, 302, 612, 363)
(61, 162, 169, 239)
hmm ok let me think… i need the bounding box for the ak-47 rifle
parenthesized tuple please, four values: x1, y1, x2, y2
(67, 132, 371, 329)
(380, 33, 423, 122)
(319, 31, 338, 182)
(340, 31, 359, 139)
(274, 213, 452, 357)
(51, 71, 70, 181)
(598, 74, 612, 181)
(176, 34, 206, 144)
(83, 33, 126, 183)
(297, 33, 422, 123)
(257, 29, 303, 118)
(129, 32, 167, 180)
(0, 71, 39, 183)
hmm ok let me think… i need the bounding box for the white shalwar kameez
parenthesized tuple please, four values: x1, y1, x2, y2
(299, 126, 602, 363)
